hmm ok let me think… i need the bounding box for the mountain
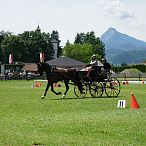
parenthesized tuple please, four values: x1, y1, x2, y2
(100, 28, 146, 64)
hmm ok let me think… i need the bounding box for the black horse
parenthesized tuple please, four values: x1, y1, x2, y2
(37, 62, 83, 99)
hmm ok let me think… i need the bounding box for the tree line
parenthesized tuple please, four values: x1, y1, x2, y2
(0, 29, 105, 64)
(0, 30, 62, 63)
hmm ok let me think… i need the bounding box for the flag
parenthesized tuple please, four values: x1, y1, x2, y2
(9, 51, 13, 64)
(40, 52, 44, 62)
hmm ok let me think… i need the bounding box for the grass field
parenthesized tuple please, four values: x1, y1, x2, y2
(0, 80, 146, 146)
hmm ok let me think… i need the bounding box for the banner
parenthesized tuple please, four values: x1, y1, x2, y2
(40, 52, 44, 62)
(9, 53, 13, 64)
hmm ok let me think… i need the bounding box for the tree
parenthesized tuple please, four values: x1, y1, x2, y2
(0, 29, 62, 63)
(64, 43, 94, 63)
(0, 31, 12, 63)
(74, 33, 85, 44)
(18, 31, 53, 62)
(85, 31, 105, 58)
(64, 31, 105, 62)
(0, 35, 4, 62)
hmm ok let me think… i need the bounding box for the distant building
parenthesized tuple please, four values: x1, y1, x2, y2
(35, 26, 59, 59)
(51, 30, 58, 59)
(35, 24, 41, 32)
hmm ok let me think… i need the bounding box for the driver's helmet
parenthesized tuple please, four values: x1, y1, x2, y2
(101, 58, 106, 62)
(91, 54, 96, 60)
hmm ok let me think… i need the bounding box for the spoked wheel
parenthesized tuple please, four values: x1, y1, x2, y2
(105, 77, 121, 97)
(74, 84, 87, 98)
(89, 82, 103, 98)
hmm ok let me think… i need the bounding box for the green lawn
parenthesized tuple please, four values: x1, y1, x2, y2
(0, 80, 146, 146)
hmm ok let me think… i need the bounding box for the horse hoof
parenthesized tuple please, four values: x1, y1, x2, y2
(62, 94, 65, 98)
(41, 96, 45, 99)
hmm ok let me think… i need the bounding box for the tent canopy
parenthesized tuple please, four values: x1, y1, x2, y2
(46, 56, 86, 68)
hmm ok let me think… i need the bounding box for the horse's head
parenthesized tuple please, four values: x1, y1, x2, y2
(37, 62, 45, 76)
(37, 62, 52, 76)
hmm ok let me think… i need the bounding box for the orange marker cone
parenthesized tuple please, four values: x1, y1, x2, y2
(35, 82, 39, 87)
(130, 92, 140, 109)
(142, 80, 144, 84)
(35, 82, 41, 87)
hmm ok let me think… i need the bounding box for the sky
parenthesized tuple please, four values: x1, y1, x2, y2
(0, 0, 146, 46)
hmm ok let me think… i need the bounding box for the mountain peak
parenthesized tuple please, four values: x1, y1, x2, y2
(100, 27, 146, 64)
(107, 27, 117, 32)
(101, 27, 146, 48)
(100, 27, 118, 42)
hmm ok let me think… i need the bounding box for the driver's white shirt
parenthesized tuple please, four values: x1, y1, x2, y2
(90, 60, 98, 67)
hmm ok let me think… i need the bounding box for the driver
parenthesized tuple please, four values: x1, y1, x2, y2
(86, 54, 98, 82)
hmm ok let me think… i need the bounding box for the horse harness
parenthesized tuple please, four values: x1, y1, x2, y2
(48, 67, 80, 83)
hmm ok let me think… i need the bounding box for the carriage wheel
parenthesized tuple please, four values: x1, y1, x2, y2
(89, 82, 103, 98)
(74, 84, 87, 98)
(105, 77, 121, 97)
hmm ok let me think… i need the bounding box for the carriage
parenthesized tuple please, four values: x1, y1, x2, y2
(74, 69, 121, 98)
(37, 62, 121, 99)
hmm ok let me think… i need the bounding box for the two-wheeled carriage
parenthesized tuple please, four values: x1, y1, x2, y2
(37, 62, 120, 99)
(74, 70, 121, 98)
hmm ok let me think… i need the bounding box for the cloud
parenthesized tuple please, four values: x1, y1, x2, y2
(96, 0, 134, 20)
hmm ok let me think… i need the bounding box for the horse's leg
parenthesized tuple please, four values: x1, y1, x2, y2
(50, 83, 62, 95)
(41, 82, 50, 99)
(74, 80, 83, 94)
(62, 80, 69, 98)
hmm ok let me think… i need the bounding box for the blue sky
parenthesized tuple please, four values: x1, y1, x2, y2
(0, 0, 146, 46)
